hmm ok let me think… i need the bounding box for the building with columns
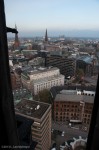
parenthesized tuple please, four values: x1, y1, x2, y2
(21, 67, 65, 95)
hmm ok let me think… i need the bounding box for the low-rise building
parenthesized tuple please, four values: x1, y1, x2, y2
(13, 88, 33, 105)
(53, 89, 95, 129)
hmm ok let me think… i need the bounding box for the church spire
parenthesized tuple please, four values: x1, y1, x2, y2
(14, 24, 20, 49)
(45, 29, 48, 42)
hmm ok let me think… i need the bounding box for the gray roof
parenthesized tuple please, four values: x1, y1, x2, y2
(13, 88, 32, 105)
(60, 90, 77, 95)
(15, 99, 51, 119)
(33, 75, 64, 84)
(54, 94, 94, 103)
(13, 88, 28, 96)
(77, 56, 93, 64)
(27, 67, 59, 75)
(21, 67, 59, 77)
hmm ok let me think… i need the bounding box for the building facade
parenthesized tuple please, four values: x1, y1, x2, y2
(45, 54, 76, 78)
(10, 71, 22, 89)
(54, 90, 95, 129)
(21, 67, 65, 95)
(15, 99, 51, 150)
(76, 56, 94, 76)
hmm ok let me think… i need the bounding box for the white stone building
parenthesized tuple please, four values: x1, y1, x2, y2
(21, 67, 65, 95)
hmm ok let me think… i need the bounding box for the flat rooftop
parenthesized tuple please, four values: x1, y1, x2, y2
(27, 67, 59, 75)
(33, 74, 64, 84)
(15, 99, 50, 120)
(55, 94, 94, 103)
(21, 66, 59, 78)
(77, 56, 93, 64)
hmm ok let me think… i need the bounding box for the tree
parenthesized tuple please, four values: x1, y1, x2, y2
(76, 69, 84, 81)
(37, 89, 52, 104)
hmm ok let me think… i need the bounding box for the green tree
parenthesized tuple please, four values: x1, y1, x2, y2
(37, 89, 52, 104)
(76, 69, 84, 81)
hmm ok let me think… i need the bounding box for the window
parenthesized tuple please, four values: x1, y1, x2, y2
(56, 112, 58, 115)
(56, 104, 58, 107)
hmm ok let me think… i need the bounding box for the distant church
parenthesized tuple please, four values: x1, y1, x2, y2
(43, 29, 49, 50)
(13, 24, 20, 50)
(44, 29, 48, 43)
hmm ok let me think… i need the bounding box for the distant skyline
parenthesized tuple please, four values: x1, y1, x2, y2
(5, 0, 99, 37)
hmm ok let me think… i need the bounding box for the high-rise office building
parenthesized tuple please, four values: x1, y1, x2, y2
(46, 54, 76, 78)
(15, 99, 51, 150)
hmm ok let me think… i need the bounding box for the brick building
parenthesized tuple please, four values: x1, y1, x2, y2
(54, 90, 95, 128)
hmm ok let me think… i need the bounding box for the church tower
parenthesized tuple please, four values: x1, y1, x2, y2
(45, 29, 48, 42)
(14, 24, 20, 50)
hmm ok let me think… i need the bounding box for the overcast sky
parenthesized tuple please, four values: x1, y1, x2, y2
(5, 0, 99, 37)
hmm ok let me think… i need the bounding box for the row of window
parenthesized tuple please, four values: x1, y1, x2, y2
(55, 112, 91, 117)
(55, 113, 80, 117)
(36, 79, 62, 93)
(55, 104, 78, 108)
(55, 104, 93, 111)
(83, 114, 91, 118)
(83, 118, 90, 124)
(55, 108, 80, 112)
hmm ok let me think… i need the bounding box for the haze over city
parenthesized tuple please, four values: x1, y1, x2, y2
(1, 0, 99, 149)
(5, 0, 99, 37)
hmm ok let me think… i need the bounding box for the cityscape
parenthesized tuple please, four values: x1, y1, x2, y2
(2, 0, 99, 150)
(7, 26, 98, 150)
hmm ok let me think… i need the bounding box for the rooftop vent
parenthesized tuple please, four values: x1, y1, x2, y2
(35, 105, 40, 110)
(26, 105, 30, 109)
(38, 67, 45, 70)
